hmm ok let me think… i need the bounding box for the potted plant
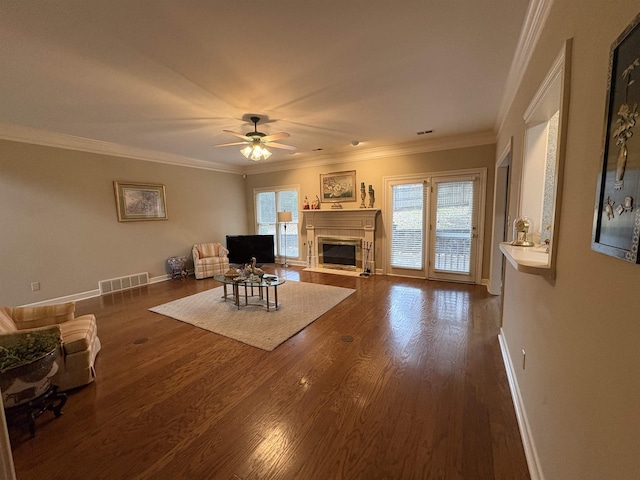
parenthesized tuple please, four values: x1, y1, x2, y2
(0, 327, 62, 408)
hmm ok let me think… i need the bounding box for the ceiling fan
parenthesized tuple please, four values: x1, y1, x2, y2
(213, 116, 296, 161)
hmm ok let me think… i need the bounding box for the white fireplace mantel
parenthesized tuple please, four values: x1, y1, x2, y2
(301, 208, 380, 272)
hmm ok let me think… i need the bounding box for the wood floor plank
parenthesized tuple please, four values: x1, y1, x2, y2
(8, 268, 530, 479)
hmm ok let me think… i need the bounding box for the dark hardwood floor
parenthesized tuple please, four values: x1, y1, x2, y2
(8, 267, 530, 479)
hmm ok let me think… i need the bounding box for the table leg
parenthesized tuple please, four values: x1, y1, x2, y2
(233, 283, 239, 308)
(274, 285, 279, 310)
(222, 283, 228, 301)
(266, 286, 270, 312)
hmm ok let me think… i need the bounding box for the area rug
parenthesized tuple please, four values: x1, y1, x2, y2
(149, 281, 355, 351)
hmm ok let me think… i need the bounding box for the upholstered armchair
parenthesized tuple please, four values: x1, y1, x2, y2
(0, 302, 101, 392)
(192, 242, 230, 279)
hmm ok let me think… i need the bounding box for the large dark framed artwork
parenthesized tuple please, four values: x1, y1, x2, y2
(113, 181, 168, 222)
(593, 12, 640, 262)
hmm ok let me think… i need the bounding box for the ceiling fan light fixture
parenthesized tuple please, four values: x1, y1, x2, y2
(241, 145, 253, 158)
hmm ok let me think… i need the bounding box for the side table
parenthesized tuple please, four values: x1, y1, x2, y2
(4, 384, 67, 438)
(167, 256, 188, 280)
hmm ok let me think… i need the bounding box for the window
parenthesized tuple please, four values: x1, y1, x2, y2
(255, 187, 299, 259)
(390, 183, 425, 269)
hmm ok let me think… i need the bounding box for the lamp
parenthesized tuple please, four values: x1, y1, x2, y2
(241, 140, 272, 161)
(277, 211, 292, 267)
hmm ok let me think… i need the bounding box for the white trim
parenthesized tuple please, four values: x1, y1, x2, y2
(0, 123, 495, 178)
(19, 274, 171, 307)
(498, 329, 544, 480)
(496, 0, 555, 135)
(0, 391, 16, 480)
(0, 122, 243, 175)
(488, 138, 513, 295)
(246, 130, 496, 175)
(523, 46, 565, 123)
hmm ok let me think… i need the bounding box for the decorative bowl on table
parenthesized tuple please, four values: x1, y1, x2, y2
(0, 329, 61, 408)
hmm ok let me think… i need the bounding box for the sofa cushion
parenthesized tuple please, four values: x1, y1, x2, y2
(0, 308, 17, 333)
(10, 302, 75, 329)
(59, 314, 97, 355)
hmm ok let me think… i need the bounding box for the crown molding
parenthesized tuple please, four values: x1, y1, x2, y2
(0, 122, 496, 177)
(0, 122, 244, 175)
(243, 130, 496, 175)
(495, 0, 555, 135)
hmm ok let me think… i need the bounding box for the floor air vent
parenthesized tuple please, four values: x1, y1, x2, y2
(99, 272, 149, 295)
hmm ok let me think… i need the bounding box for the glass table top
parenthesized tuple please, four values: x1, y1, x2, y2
(213, 273, 286, 287)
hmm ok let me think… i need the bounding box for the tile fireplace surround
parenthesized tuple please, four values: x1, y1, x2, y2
(300, 209, 380, 274)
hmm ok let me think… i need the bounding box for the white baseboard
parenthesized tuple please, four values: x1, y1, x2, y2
(498, 329, 544, 480)
(21, 273, 171, 307)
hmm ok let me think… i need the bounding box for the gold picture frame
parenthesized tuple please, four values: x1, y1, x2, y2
(319, 170, 357, 203)
(113, 181, 168, 222)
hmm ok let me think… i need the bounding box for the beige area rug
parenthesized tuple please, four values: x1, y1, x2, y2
(149, 281, 355, 351)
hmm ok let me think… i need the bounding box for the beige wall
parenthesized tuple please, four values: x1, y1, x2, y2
(498, 1, 640, 478)
(245, 144, 496, 277)
(0, 140, 247, 306)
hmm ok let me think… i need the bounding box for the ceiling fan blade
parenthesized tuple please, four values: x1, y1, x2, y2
(212, 141, 249, 147)
(266, 142, 297, 151)
(222, 129, 250, 140)
(261, 132, 290, 142)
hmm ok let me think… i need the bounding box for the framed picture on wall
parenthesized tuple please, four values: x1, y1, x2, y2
(113, 181, 168, 222)
(593, 12, 640, 263)
(319, 170, 357, 203)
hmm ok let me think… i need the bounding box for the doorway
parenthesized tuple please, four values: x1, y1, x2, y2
(384, 169, 486, 284)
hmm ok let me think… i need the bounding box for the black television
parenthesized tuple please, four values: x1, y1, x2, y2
(226, 235, 275, 265)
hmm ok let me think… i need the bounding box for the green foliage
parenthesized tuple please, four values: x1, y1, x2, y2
(0, 330, 61, 371)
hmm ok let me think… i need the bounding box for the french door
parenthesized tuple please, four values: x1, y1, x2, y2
(387, 180, 428, 278)
(385, 171, 484, 283)
(428, 175, 480, 283)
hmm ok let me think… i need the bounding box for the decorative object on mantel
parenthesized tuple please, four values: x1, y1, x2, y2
(311, 195, 320, 209)
(368, 185, 375, 208)
(593, 11, 640, 263)
(320, 170, 357, 203)
(359, 182, 367, 208)
(511, 216, 535, 247)
(303, 196, 310, 209)
(113, 181, 167, 222)
(331, 202, 343, 209)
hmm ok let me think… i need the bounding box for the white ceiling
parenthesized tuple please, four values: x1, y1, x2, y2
(0, 1, 530, 172)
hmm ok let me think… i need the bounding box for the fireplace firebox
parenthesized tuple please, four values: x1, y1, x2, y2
(318, 237, 361, 271)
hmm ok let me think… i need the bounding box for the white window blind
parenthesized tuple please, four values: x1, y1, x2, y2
(255, 189, 299, 258)
(434, 180, 474, 273)
(390, 183, 425, 269)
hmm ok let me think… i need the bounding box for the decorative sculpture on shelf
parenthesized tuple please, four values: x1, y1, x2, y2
(303, 196, 310, 210)
(360, 182, 367, 208)
(311, 195, 320, 209)
(368, 185, 375, 208)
